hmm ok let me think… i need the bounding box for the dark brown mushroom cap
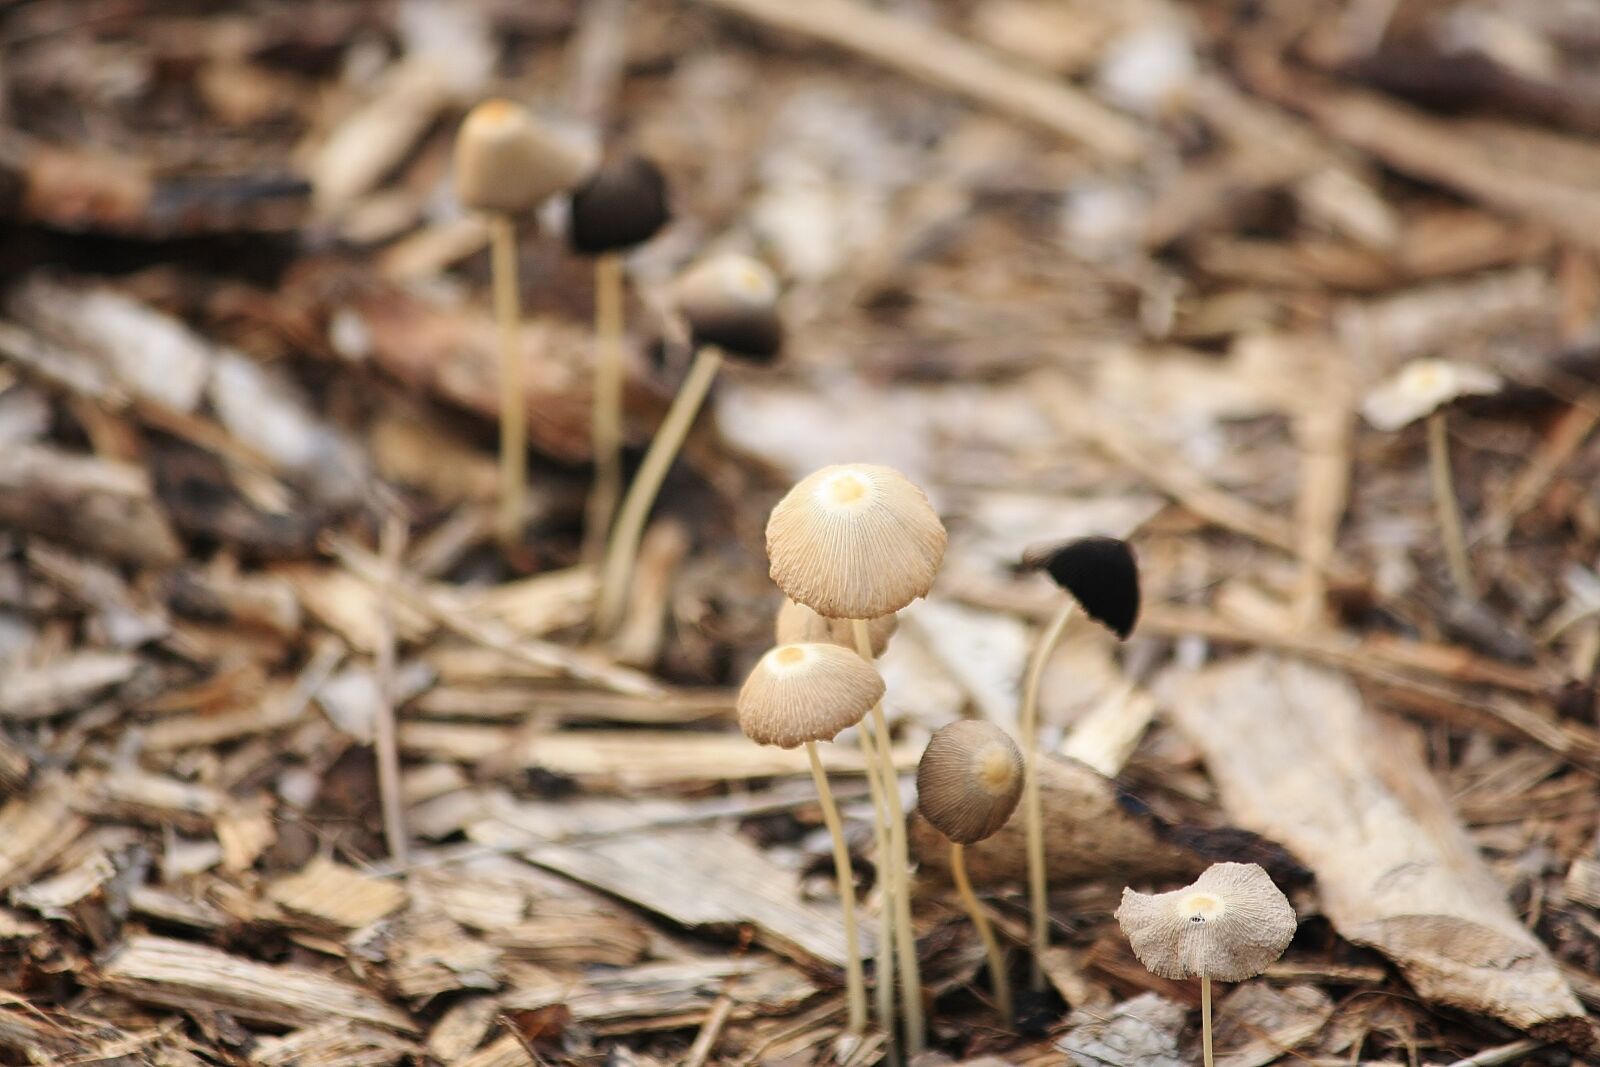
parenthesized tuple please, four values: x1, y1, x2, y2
(736, 643, 884, 749)
(915, 720, 1024, 844)
(567, 154, 670, 255)
(767, 464, 948, 620)
(1114, 862, 1296, 982)
(453, 99, 588, 215)
(775, 598, 897, 658)
(1021, 535, 1140, 639)
(673, 254, 782, 363)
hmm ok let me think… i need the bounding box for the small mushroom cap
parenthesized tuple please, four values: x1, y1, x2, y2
(1360, 359, 1502, 432)
(1114, 862, 1296, 982)
(737, 643, 885, 749)
(767, 464, 948, 620)
(568, 154, 670, 255)
(453, 99, 589, 215)
(916, 720, 1023, 844)
(775, 599, 898, 657)
(1021, 536, 1140, 639)
(673, 253, 783, 362)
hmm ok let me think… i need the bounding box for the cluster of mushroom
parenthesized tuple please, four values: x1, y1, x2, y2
(451, 98, 783, 636)
(737, 464, 948, 1050)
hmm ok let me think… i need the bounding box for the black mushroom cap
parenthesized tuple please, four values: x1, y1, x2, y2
(687, 305, 783, 363)
(1021, 535, 1140, 639)
(568, 154, 670, 255)
(673, 254, 784, 363)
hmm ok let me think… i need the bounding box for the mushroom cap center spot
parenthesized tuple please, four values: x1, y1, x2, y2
(775, 646, 806, 667)
(974, 746, 1013, 793)
(1180, 892, 1224, 921)
(823, 472, 871, 506)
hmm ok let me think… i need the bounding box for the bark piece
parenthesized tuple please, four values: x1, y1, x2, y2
(1058, 992, 1187, 1067)
(529, 827, 873, 969)
(0, 446, 181, 568)
(1169, 654, 1593, 1047)
(268, 857, 408, 929)
(249, 1021, 415, 1067)
(1213, 982, 1334, 1067)
(98, 934, 414, 1030)
(0, 650, 141, 721)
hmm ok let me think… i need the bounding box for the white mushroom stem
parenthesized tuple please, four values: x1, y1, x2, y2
(1427, 411, 1476, 598)
(805, 740, 868, 1034)
(595, 345, 725, 637)
(950, 842, 1012, 1023)
(1201, 976, 1214, 1067)
(853, 619, 926, 1056)
(1020, 598, 1075, 990)
(854, 719, 899, 1040)
(373, 513, 409, 866)
(489, 213, 527, 551)
(584, 252, 626, 563)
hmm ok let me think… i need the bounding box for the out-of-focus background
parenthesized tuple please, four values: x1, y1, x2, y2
(2, 0, 1600, 1064)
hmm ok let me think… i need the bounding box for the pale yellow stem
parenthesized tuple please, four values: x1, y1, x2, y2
(1022, 599, 1075, 990)
(594, 346, 724, 637)
(950, 842, 1012, 1023)
(373, 513, 408, 866)
(1428, 411, 1476, 598)
(489, 214, 526, 551)
(1202, 976, 1213, 1067)
(854, 619, 925, 1056)
(585, 253, 625, 563)
(855, 710, 898, 1043)
(806, 741, 867, 1034)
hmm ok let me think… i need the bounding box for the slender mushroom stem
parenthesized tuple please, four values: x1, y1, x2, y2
(950, 842, 1012, 1022)
(1021, 599, 1075, 990)
(584, 252, 626, 563)
(489, 214, 527, 553)
(805, 740, 868, 1034)
(854, 718, 899, 1043)
(595, 345, 725, 636)
(1201, 976, 1213, 1067)
(853, 619, 925, 1056)
(373, 512, 409, 866)
(1427, 410, 1476, 598)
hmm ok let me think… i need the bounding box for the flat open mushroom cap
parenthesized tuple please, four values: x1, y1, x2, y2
(673, 254, 783, 362)
(737, 643, 884, 749)
(1360, 359, 1502, 432)
(453, 100, 589, 215)
(767, 464, 948, 620)
(916, 720, 1023, 844)
(1021, 535, 1140, 639)
(775, 599, 897, 658)
(1114, 862, 1296, 982)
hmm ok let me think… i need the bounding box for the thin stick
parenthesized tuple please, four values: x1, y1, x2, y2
(950, 842, 1012, 1022)
(1201, 976, 1213, 1067)
(489, 214, 526, 551)
(806, 741, 868, 1034)
(1427, 411, 1475, 598)
(594, 346, 724, 636)
(854, 699, 898, 1044)
(853, 619, 925, 1056)
(373, 513, 409, 866)
(1020, 599, 1074, 990)
(585, 253, 626, 563)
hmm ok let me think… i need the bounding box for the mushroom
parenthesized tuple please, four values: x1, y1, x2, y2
(453, 99, 588, 550)
(593, 253, 783, 637)
(916, 720, 1024, 1022)
(1115, 862, 1296, 1067)
(766, 462, 948, 1054)
(567, 155, 671, 562)
(1016, 535, 1140, 991)
(776, 598, 897, 658)
(737, 642, 883, 1034)
(1360, 359, 1501, 598)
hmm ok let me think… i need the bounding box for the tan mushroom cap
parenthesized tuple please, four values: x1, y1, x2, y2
(453, 99, 589, 215)
(1114, 862, 1296, 982)
(916, 720, 1024, 844)
(1360, 359, 1501, 432)
(775, 599, 898, 658)
(767, 464, 948, 620)
(737, 643, 885, 749)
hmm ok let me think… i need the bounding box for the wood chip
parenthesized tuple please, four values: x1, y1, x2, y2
(269, 857, 408, 929)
